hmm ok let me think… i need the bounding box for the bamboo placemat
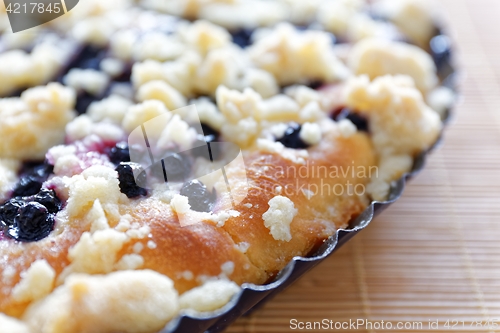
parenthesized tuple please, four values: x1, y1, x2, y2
(227, 0, 500, 332)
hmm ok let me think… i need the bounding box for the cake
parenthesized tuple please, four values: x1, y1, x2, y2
(0, 0, 455, 332)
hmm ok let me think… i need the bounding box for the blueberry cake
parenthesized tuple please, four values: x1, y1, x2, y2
(0, 0, 455, 332)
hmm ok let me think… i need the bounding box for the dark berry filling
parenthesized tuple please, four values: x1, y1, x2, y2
(0, 189, 61, 242)
(161, 152, 192, 182)
(33, 189, 62, 214)
(109, 142, 131, 164)
(116, 163, 148, 198)
(75, 91, 100, 115)
(191, 124, 223, 161)
(13, 162, 54, 197)
(113, 66, 132, 83)
(180, 180, 216, 213)
(69, 45, 104, 70)
(231, 29, 254, 48)
(0, 199, 25, 228)
(307, 80, 325, 90)
(201, 123, 220, 142)
(332, 107, 369, 132)
(5, 202, 54, 242)
(276, 123, 309, 149)
(61, 45, 115, 114)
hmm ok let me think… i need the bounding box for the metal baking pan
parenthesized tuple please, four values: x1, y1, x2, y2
(160, 39, 458, 333)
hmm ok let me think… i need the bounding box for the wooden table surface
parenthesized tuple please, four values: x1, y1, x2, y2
(227, 0, 500, 331)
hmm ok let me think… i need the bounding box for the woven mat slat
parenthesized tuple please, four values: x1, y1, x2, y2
(226, 0, 500, 332)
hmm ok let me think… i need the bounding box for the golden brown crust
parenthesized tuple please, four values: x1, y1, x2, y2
(221, 132, 375, 276)
(123, 199, 268, 293)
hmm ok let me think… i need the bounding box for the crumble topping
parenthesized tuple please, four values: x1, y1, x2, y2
(0, 42, 73, 97)
(220, 261, 235, 276)
(137, 80, 187, 111)
(336, 119, 358, 138)
(11, 260, 55, 304)
(179, 279, 240, 312)
(375, 0, 437, 47)
(134, 32, 186, 62)
(0, 314, 29, 333)
(349, 38, 438, 93)
(427, 86, 455, 117)
(180, 20, 231, 55)
(194, 46, 247, 95)
(239, 68, 279, 99)
(64, 166, 123, 219)
(234, 242, 250, 253)
(59, 229, 127, 280)
(142, 0, 238, 19)
(367, 154, 413, 201)
(344, 75, 442, 156)
(147, 240, 157, 249)
(100, 58, 126, 78)
(262, 196, 298, 242)
(0, 83, 76, 160)
(69, 116, 125, 143)
(88, 199, 110, 232)
(115, 254, 145, 271)
(63, 69, 110, 96)
(122, 100, 169, 133)
(133, 243, 144, 253)
(132, 52, 202, 97)
(256, 139, 308, 165)
(249, 23, 349, 85)
(216, 85, 329, 148)
(178, 270, 194, 281)
(299, 123, 322, 145)
(192, 97, 225, 131)
(0, 159, 20, 202)
(317, 0, 365, 38)
(25, 270, 179, 333)
(170, 194, 191, 215)
(2, 266, 17, 286)
(198, 1, 288, 29)
(88, 94, 133, 124)
(284, 85, 322, 108)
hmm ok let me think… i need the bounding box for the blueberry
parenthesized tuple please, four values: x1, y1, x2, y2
(116, 163, 148, 198)
(0, 199, 24, 228)
(13, 176, 43, 198)
(191, 124, 223, 161)
(160, 153, 191, 182)
(231, 29, 254, 48)
(75, 91, 99, 115)
(180, 180, 216, 213)
(276, 123, 309, 149)
(201, 123, 219, 142)
(1, 187, 62, 242)
(109, 142, 131, 164)
(13, 163, 54, 197)
(307, 81, 324, 90)
(332, 108, 369, 132)
(113, 67, 132, 82)
(69, 45, 103, 70)
(6, 202, 55, 242)
(33, 189, 62, 214)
